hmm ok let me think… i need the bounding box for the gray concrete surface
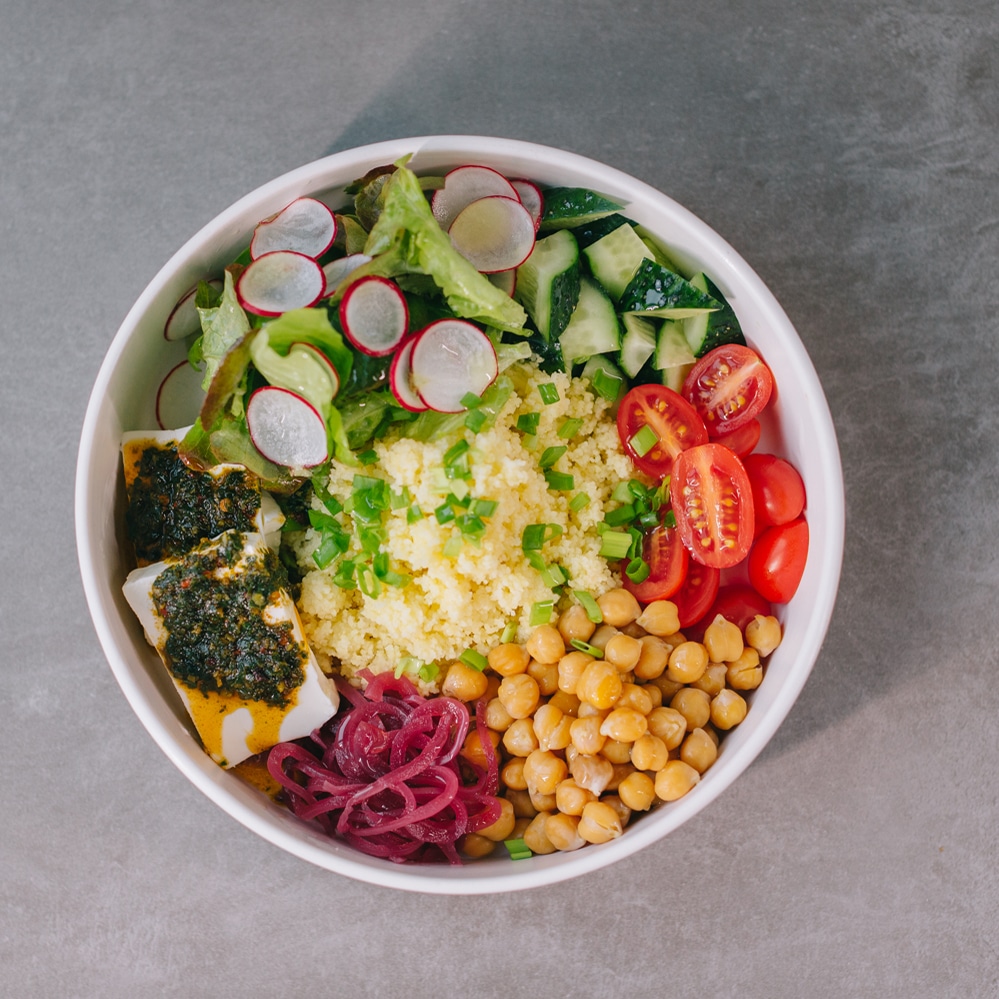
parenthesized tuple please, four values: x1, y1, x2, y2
(2, 1, 997, 996)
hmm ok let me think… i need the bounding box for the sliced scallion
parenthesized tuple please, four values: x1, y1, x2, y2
(538, 382, 560, 405)
(530, 600, 555, 626)
(570, 638, 605, 658)
(516, 412, 540, 435)
(538, 445, 567, 469)
(599, 531, 633, 560)
(544, 469, 574, 491)
(628, 424, 660, 457)
(557, 417, 583, 439)
(459, 648, 489, 672)
(625, 557, 650, 584)
(569, 492, 591, 513)
(573, 589, 603, 623)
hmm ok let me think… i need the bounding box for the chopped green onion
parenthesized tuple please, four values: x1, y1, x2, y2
(569, 492, 591, 512)
(504, 838, 533, 861)
(442, 535, 463, 558)
(456, 513, 487, 542)
(357, 563, 380, 598)
(357, 448, 379, 465)
(516, 412, 541, 435)
(570, 639, 605, 658)
(599, 531, 633, 560)
(434, 502, 456, 525)
(573, 590, 603, 624)
(418, 662, 440, 683)
(638, 510, 660, 529)
(625, 557, 650, 584)
(394, 661, 407, 678)
(538, 445, 567, 469)
(590, 367, 623, 402)
(468, 498, 498, 518)
(443, 439, 470, 465)
(358, 526, 384, 554)
(500, 621, 518, 643)
(663, 508, 677, 529)
(464, 408, 487, 433)
(612, 481, 635, 504)
(629, 424, 660, 457)
(461, 391, 483, 409)
(557, 417, 584, 439)
(604, 504, 636, 527)
(448, 479, 470, 502)
(544, 470, 575, 491)
(522, 522, 562, 551)
(459, 648, 489, 672)
(406, 503, 423, 524)
(333, 559, 357, 589)
(540, 563, 567, 589)
(312, 532, 347, 570)
(389, 487, 411, 510)
(538, 382, 560, 405)
(530, 600, 555, 626)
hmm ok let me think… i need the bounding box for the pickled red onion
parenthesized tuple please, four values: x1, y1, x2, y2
(267, 672, 501, 864)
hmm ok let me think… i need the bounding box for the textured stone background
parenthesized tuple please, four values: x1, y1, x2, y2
(2, 1, 997, 995)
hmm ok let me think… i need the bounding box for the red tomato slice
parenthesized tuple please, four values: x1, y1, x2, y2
(617, 384, 708, 479)
(744, 453, 806, 528)
(622, 524, 689, 603)
(748, 516, 809, 603)
(699, 584, 773, 635)
(714, 417, 761, 459)
(671, 443, 755, 569)
(682, 344, 774, 437)
(670, 562, 720, 629)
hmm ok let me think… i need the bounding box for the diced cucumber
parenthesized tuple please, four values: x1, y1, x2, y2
(654, 320, 696, 369)
(580, 354, 626, 404)
(514, 229, 581, 340)
(682, 272, 747, 356)
(661, 360, 694, 394)
(581, 222, 656, 301)
(539, 187, 623, 232)
(618, 314, 658, 378)
(572, 213, 631, 250)
(634, 225, 682, 273)
(619, 259, 722, 319)
(556, 277, 620, 368)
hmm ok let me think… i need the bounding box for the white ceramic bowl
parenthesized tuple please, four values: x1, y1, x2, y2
(76, 135, 844, 894)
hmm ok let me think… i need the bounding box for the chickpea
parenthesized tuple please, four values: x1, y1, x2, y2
(569, 753, 614, 795)
(635, 599, 681, 637)
(670, 686, 712, 732)
(577, 801, 624, 844)
(442, 661, 490, 702)
(604, 632, 643, 672)
(599, 707, 649, 743)
(587, 624, 619, 651)
(644, 684, 663, 708)
(460, 727, 500, 770)
(680, 728, 718, 774)
(726, 647, 763, 691)
(654, 760, 701, 802)
(533, 702, 572, 751)
(557, 650, 594, 695)
(557, 603, 597, 645)
(498, 673, 541, 719)
(617, 771, 657, 811)
(529, 788, 557, 812)
(600, 738, 634, 765)
(487, 642, 530, 677)
(691, 662, 727, 697)
(633, 635, 671, 680)
(711, 689, 748, 730)
(484, 696, 514, 733)
(596, 587, 641, 627)
(511, 816, 532, 838)
(703, 614, 745, 663)
(745, 614, 782, 657)
(569, 714, 607, 755)
(522, 812, 557, 855)
(576, 701, 607, 719)
(645, 674, 684, 701)
(616, 682, 654, 715)
(527, 658, 560, 697)
(548, 689, 581, 716)
(525, 624, 566, 665)
(460, 833, 497, 858)
(576, 660, 623, 710)
(667, 641, 709, 684)
(646, 706, 688, 750)
(477, 796, 516, 842)
(505, 788, 537, 818)
(554, 778, 597, 816)
(605, 762, 637, 792)
(500, 756, 527, 791)
(523, 749, 568, 796)
(631, 733, 669, 772)
(600, 794, 632, 827)
(484, 673, 501, 701)
(502, 718, 540, 757)
(545, 812, 586, 852)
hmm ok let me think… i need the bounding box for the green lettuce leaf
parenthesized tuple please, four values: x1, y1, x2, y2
(197, 270, 251, 390)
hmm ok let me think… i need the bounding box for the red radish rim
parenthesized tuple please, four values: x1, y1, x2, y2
(447, 195, 537, 274)
(389, 333, 428, 412)
(236, 251, 326, 317)
(339, 275, 409, 356)
(245, 385, 329, 468)
(430, 164, 519, 231)
(250, 197, 337, 261)
(410, 319, 499, 413)
(163, 278, 222, 341)
(155, 359, 206, 430)
(511, 179, 544, 231)
(322, 253, 372, 297)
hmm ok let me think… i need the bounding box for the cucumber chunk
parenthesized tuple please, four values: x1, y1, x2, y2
(572, 213, 631, 250)
(581, 222, 656, 301)
(682, 272, 747, 357)
(618, 314, 658, 378)
(557, 277, 620, 368)
(580, 354, 626, 404)
(514, 229, 581, 340)
(539, 188, 623, 232)
(619, 259, 722, 319)
(654, 320, 696, 392)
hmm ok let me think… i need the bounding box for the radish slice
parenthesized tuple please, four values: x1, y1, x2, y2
(511, 179, 544, 231)
(156, 360, 206, 430)
(236, 251, 326, 317)
(322, 253, 371, 296)
(448, 196, 536, 274)
(250, 197, 337, 260)
(339, 276, 409, 356)
(164, 279, 222, 341)
(246, 386, 328, 468)
(489, 270, 517, 297)
(431, 165, 519, 231)
(409, 320, 498, 413)
(389, 334, 428, 412)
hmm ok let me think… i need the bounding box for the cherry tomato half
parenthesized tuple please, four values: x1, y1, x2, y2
(622, 524, 689, 603)
(670, 562, 720, 629)
(700, 584, 773, 635)
(671, 443, 755, 569)
(617, 384, 708, 480)
(714, 417, 761, 459)
(682, 344, 774, 437)
(744, 453, 806, 528)
(748, 516, 809, 603)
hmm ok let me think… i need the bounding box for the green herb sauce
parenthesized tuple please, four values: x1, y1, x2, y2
(151, 531, 306, 705)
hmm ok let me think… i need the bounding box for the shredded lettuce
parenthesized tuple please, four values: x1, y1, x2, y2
(260, 308, 354, 388)
(196, 270, 251, 390)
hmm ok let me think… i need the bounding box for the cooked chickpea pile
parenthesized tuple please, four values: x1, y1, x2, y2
(442, 588, 783, 858)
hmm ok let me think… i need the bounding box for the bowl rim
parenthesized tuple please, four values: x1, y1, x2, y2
(75, 134, 844, 894)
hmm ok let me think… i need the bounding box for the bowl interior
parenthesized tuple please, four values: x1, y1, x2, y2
(76, 135, 844, 893)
